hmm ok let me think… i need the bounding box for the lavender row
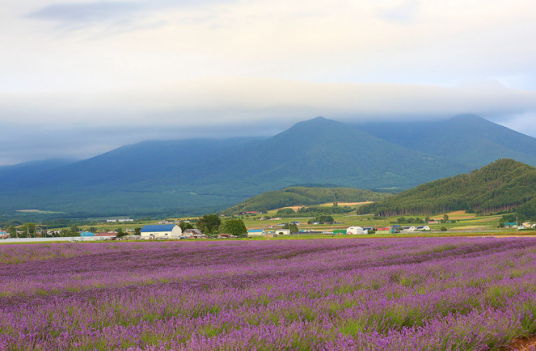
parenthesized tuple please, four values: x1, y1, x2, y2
(1, 238, 536, 350)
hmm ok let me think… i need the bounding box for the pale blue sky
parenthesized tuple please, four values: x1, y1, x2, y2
(0, 0, 535, 164)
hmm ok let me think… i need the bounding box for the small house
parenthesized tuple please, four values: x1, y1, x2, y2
(275, 229, 291, 235)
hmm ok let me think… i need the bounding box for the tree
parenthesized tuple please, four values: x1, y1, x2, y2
(116, 227, 128, 238)
(196, 214, 221, 234)
(219, 218, 247, 237)
(20, 223, 37, 237)
(89, 226, 97, 233)
(283, 223, 299, 233)
(70, 224, 80, 233)
(179, 221, 194, 232)
(134, 227, 141, 235)
(7, 226, 16, 238)
(443, 214, 449, 222)
(276, 208, 295, 217)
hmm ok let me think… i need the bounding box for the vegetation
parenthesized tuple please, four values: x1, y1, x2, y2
(195, 214, 221, 235)
(224, 186, 391, 214)
(359, 159, 536, 219)
(308, 215, 335, 224)
(282, 222, 299, 233)
(219, 218, 247, 237)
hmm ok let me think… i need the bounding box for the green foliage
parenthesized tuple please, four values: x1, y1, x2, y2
(282, 223, 299, 233)
(196, 214, 221, 235)
(224, 186, 392, 215)
(297, 205, 354, 215)
(440, 227, 447, 231)
(276, 208, 296, 217)
(359, 159, 536, 218)
(19, 223, 37, 237)
(179, 221, 194, 232)
(308, 215, 334, 224)
(219, 218, 247, 237)
(397, 217, 425, 224)
(116, 228, 128, 238)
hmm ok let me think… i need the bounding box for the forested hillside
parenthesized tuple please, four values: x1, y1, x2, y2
(358, 159, 536, 218)
(223, 186, 391, 214)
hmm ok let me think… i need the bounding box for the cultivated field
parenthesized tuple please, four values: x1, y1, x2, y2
(2, 238, 536, 350)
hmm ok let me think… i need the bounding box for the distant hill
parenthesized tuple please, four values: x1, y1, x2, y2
(356, 114, 536, 168)
(358, 159, 536, 218)
(223, 186, 391, 214)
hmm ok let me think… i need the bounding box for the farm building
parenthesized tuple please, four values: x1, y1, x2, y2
(333, 229, 347, 235)
(140, 224, 182, 239)
(416, 226, 431, 231)
(80, 232, 95, 237)
(275, 229, 291, 235)
(248, 229, 265, 237)
(346, 226, 368, 235)
(376, 227, 391, 234)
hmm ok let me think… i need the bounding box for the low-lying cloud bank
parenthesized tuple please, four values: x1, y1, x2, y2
(1, 78, 535, 165)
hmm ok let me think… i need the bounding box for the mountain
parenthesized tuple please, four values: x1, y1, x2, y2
(2, 115, 533, 219)
(356, 114, 536, 168)
(223, 186, 392, 214)
(195, 117, 467, 190)
(0, 117, 467, 218)
(0, 159, 78, 188)
(357, 159, 536, 218)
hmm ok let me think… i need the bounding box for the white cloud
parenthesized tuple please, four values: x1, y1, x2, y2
(0, 0, 535, 163)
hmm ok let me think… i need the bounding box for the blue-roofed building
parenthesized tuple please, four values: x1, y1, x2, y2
(140, 224, 182, 239)
(80, 232, 95, 237)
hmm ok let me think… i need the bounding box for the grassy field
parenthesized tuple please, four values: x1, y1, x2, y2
(240, 208, 513, 233)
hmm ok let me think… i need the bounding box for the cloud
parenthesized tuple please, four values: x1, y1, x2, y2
(1, 78, 536, 164)
(379, 1, 421, 23)
(27, 0, 227, 25)
(28, 1, 144, 23)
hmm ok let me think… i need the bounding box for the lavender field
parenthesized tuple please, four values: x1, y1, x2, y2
(2, 238, 536, 350)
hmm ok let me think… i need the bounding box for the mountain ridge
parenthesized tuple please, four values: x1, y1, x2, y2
(0, 115, 535, 218)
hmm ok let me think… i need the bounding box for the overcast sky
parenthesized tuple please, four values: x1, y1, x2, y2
(1, 0, 536, 165)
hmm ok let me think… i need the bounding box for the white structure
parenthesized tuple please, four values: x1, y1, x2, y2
(346, 226, 368, 235)
(248, 229, 266, 237)
(140, 224, 182, 239)
(275, 229, 291, 235)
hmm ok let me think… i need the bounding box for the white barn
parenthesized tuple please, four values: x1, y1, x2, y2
(140, 224, 182, 239)
(347, 226, 368, 235)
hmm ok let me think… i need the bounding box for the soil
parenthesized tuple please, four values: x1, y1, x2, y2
(502, 335, 536, 350)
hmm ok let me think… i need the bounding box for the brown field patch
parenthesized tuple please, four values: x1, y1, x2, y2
(280, 202, 373, 212)
(431, 211, 477, 220)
